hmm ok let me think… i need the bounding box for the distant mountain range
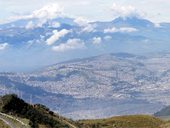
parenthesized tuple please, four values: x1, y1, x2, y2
(1, 52, 170, 119)
(1, 8, 170, 120)
(0, 15, 170, 71)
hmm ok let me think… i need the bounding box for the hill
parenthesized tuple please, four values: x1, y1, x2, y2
(0, 94, 77, 128)
(76, 115, 164, 128)
(154, 106, 170, 122)
(155, 106, 170, 117)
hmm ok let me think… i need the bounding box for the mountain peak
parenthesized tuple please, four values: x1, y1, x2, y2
(112, 16, 154, 28)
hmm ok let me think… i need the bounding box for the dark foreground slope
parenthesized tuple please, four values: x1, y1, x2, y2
(0, 94, 77, 128)
(0, 94, 170, 128)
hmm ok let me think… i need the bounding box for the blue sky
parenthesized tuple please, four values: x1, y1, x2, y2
(0, 0, 170, 23)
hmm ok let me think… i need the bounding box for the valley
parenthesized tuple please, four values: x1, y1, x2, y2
(1, 53, 170, 119)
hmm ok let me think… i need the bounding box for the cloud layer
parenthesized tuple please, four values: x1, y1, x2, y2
(12, 3, 63, 21)
(92, 37, 102, 45)
(111, 3, 143, 18)
(1, 0, 170, 24)
(46, 29, 71, 45)
(104, 27, 138, 33)
(52, 38, 85, 52)
(0, 43, 8, 50)
(74, 17, 95, 32)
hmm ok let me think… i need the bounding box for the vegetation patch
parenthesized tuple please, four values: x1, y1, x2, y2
(77, 115, 164, 128)
(0, 119, 10, 128)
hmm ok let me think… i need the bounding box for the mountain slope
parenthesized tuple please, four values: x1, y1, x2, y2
(0, 94, 77, 128)
(154, 106, 170, 118)
(77, 115, 164, 128)
(3, 53, 170, 119)
(112, 16, 154, 28)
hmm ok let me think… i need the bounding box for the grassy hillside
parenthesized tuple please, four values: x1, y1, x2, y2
(77, 115, 164, 128)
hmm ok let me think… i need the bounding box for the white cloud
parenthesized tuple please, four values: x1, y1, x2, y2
(10, 3, 63, 21)
(74, 17, 89, 26)
(1, 3, 64, 27)
(46, 29, 71, 45)
(49, 22, 60, 28)
(119, 27, 138, 32)
(52, 38, 85, 52)
(104, 35, 112, 41)
(82, 25, 95, 32)
(25, 19, 47, 29)
(104, 27, 138, 33)
(21, 3, 62, 29)
(111, 3, 142, 18)
(25, 21, 34, 29)
(74, 17, 95, 32)
(0, 43, 8, 50)
(27, 35, 45, 47)
(104, 27, 117, 33)
(92, 37, 102, 45)
(1, 0, 170, 24)
(32, 3, 63, 19)
(154, 23, 161, 28)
